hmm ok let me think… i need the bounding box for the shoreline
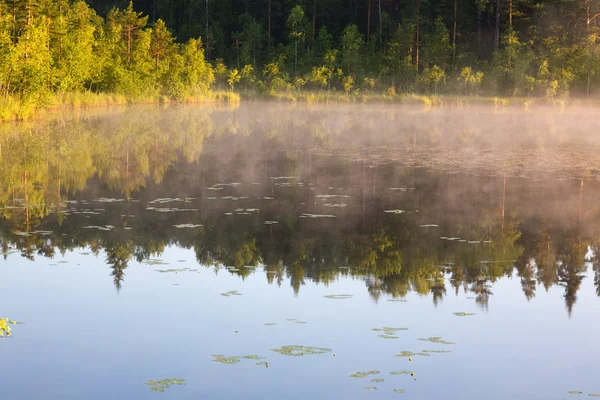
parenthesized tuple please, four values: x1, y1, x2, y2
(1, 90, 596, 124)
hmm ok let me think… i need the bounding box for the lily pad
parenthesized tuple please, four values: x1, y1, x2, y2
(221, 290, 242, 297)
(453, 312, 475, 317)
(568, 391, 583, 395)
(264, 323, 277, 326)
(372, 327, 408, 338)
(588, 394, 600, 397)
(349, 371, 380, 378)
(371, 378, 385, 383)
(270, 345, 332, 357)
(295, 321, 308, 324)
(256, 361, 269, 366)
(390, 371, 414, 376)
(422, 350, 451, 353)
(364, 387, 378, 390)
(212, 354, 241, 364)
(324, 294, 353, 299)
(301, 213, 336, 218)
(395, 351, 430, 357)
(242, 355, 265, 360)
(145, 378, 186, 392)
(393, 389, 406, 393)
(418, 337, 455, 345)
(142, 259, 169, 266)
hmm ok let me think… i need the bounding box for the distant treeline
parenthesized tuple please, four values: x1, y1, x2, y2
(1, 0, 600, 109)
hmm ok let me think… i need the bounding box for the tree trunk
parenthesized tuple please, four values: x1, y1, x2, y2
(477, 9, 482, 48)
(415, 0, 420, 67)
(313, 0, 317, 41)
(495, 0, 500, 52)
(587, 70, 591, 98)
(453, 0, 457, 62)
(206, 0, 210, 59)
(268, 0, 272, 52)
(127, 27, 132, 64)
(378, 0, 382, 46)
(367, 0, 371, 38)
(509, 0, 512, 28)
(586, 0, 590, 30)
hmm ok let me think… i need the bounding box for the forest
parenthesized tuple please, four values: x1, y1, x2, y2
(1, 0, 600, 119)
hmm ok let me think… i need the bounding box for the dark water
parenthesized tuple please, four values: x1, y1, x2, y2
(1, 104, 600, 399)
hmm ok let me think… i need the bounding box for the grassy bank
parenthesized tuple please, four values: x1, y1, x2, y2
(0, 91, 241, 123)
(244, 90, 600, 110)
(3, 89, 600, 123)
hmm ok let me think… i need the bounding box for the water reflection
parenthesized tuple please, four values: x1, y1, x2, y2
(1, 104, 600, 315)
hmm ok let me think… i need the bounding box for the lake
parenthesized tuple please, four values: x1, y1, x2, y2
(1, 103, 600, 399)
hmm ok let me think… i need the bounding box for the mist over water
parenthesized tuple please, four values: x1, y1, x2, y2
(1, 103, 600, 399)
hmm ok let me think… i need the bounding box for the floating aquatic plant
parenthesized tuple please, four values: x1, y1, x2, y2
(453, 312, 475, 317)
(418, 337, 455, 345)
(363, 387, 378, 390)
(300, 213, 336, 218)
(349, 371, 380, 378)
(387, 299, 407, 302)
(372, 327, 408, 339)
(212, 354, 266, 364)
(221, 290, 242, 297)
(212, 354, 241, 364)
(395, 351, 430, 357)
(0, 318, 19, 337)
(256, 361, 269, 366)
(371, 378, 384, 383)
(323, 294, 353, 300)
(315, 195, 350, 198)
(264, 323, 277, 326)
(295, 321, 308, 324)
(83, 225, 113, 231)
(145, 378, 186, 392)
(142, 259, 169, 266)
(155, 268, 198, 273)
(390, 371, 413, 376)
(270, 345, 332, 357)
(588, 394, 600, 397)
(568, 391, 583, 395)
(393, 389, 406, 393)
(421, 350, 451, 353)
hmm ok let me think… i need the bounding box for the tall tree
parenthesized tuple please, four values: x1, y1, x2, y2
(107, 0, 148, 65)
(287, 5, 305, 73)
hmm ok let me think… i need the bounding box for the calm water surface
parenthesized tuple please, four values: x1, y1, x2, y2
(1, 104, 600, 399)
